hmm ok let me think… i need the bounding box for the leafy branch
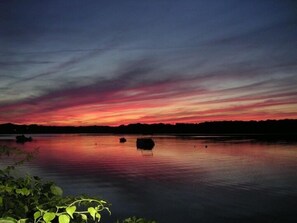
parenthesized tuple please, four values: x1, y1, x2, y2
(0, 145, 156, 223)
(34, 198, 111, 223)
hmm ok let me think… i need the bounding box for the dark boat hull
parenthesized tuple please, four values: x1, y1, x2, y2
(16, 135, 32, 143)
(136, 138, 155, 150)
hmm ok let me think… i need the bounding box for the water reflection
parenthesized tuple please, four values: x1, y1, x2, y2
(1, 134, 297, 223)
(139, 150, 154, 157)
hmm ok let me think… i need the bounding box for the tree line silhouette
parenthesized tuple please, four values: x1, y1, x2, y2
(0, 119, 296, 135)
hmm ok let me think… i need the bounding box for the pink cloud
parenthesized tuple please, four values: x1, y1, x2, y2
(1, 69, 296, 125)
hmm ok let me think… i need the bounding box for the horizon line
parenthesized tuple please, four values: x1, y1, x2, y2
(1, 118, 296, 128)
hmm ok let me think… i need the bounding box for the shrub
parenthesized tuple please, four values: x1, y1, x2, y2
(0, 145, 155, 223)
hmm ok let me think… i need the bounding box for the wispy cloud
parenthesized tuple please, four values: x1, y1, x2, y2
(0, 0, 296, 125)
(1, 57, 296, 125)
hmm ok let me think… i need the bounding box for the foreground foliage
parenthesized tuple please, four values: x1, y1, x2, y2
(0, 145, 155, 223)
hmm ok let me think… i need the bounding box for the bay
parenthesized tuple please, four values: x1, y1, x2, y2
(1, 134, 297, 223)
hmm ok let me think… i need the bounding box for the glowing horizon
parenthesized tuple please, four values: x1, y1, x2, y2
(1, 1, 297, 126)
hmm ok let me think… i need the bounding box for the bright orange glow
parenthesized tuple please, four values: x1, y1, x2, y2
(0, 76, 296, 125)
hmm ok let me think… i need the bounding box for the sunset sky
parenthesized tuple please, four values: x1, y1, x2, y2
(0, 0, 297, 126)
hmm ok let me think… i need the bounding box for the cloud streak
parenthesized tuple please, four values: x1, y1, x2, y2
(1, 57, 296, 125)
(0, 0, 296, 125)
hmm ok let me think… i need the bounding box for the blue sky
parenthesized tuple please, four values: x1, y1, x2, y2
(0, 0, 297, 125)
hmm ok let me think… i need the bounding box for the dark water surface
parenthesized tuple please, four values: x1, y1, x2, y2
(1, 134, 297, 222)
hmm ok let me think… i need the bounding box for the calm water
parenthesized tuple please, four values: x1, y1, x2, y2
(1, 134, 297, 223)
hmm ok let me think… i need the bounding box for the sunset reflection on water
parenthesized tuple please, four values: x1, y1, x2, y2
(1, 134, 297, 223)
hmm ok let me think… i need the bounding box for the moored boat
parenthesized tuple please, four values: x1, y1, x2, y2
(119, 137, 127, 143)
(136, 138, 155, 150)
(16, 135, 32, 143)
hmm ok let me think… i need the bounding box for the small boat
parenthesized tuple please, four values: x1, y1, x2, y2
(119, 137, 127, 143)
(136, 138, 155, 150)
(16, 135, 32, 143)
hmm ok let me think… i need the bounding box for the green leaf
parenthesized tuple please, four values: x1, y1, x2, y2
(0, 196, 3, 207)
(17, 219, 27, 223)
(105, 207, 112, 215)
(25, 205, 29, 212)
(15, 188, 30, 196)
(21, 188, 30, 196)
(88, 207, 97, 220)
(34, 211, 41, 221)
(15, 188, 22, 194)
(0, 217, 17, 223)
(123, 217, 132, 223)
(50, 185, 63, 196)
(58, 215, 70, 223)
(5, 186, 13, 193)
(43, 212, 56, 223)
(66, 206, 76, 219)
(95, 213, 101, 222)
(81, 214, 87, 221)
(136, 218, 144, 223)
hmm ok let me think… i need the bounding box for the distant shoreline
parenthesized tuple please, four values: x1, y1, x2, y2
(0, 119, 296, 135)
